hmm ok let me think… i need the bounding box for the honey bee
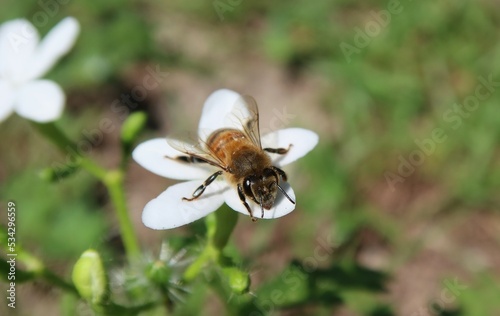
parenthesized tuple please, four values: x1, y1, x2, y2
(168, 95, 295, 221)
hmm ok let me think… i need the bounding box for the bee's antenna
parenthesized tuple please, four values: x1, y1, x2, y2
(259, 199, 264, 218)
(277, 184, 295, 204)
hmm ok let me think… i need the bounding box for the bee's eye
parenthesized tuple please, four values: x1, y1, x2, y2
(243, 177, 253, 196)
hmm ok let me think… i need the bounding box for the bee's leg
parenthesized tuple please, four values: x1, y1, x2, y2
(183, 171, 223, 201)
(168, 156, 207, 164)
(237, 184, 256, 222)
(264, 144, 293, 155)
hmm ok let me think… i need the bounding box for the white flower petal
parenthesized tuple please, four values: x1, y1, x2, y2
(262, 128, 319, 167)
(142, 180, 227, 229)
(15, 80, 64, 122)
(0, 80, 15, 122)
(197, 89, 246, 141)
(0, 19, 39, 83)
(132, 138, 213, 180)
(24, 17, 80, 81)
(224, 182, 296, 219)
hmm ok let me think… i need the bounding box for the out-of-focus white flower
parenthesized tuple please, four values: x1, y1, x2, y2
(0, 17, 79, 123)
(133, 89, 319, 230)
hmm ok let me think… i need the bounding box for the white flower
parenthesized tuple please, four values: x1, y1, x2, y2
(0, 17, 80, 123)
(133, 89, 319, 230)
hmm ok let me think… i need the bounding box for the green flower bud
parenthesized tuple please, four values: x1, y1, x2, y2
(72, 249, 109, 305)
(120, 112, 147, 148)
(222, 266, 250, 295)
(145, 260, 172, 285)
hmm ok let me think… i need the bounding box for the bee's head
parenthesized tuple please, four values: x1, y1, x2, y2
(243, 168, 282, 211)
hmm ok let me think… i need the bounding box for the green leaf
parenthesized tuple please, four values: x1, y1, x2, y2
(39, 163, 80, 182)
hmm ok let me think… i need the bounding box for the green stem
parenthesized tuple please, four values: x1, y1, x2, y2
(93, 301, 159, 316)
(32, 122, 140, 262)
(104, 170, 141, 261)
(42, 268, 79, 296)
(183, 244, 215, 281)
(183, 206, 238, 281)
(211, 205, 239, 252)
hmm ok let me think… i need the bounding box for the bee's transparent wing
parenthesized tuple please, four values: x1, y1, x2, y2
(238, 95, 262, 149)
(167, 137, 227, 170)
(198, 94, 263, 148)
(198, 89, 242, 141)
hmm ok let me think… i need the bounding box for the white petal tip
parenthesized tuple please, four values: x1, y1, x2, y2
(60, 17, 80, 36)
(141, 181, 226, 230)
(16, 80, 65, 122)
(263, 128, 319, 166)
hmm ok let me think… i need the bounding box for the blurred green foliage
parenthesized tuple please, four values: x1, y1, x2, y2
(1, 0, 499, 315)
(2, 169, 107, 259)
